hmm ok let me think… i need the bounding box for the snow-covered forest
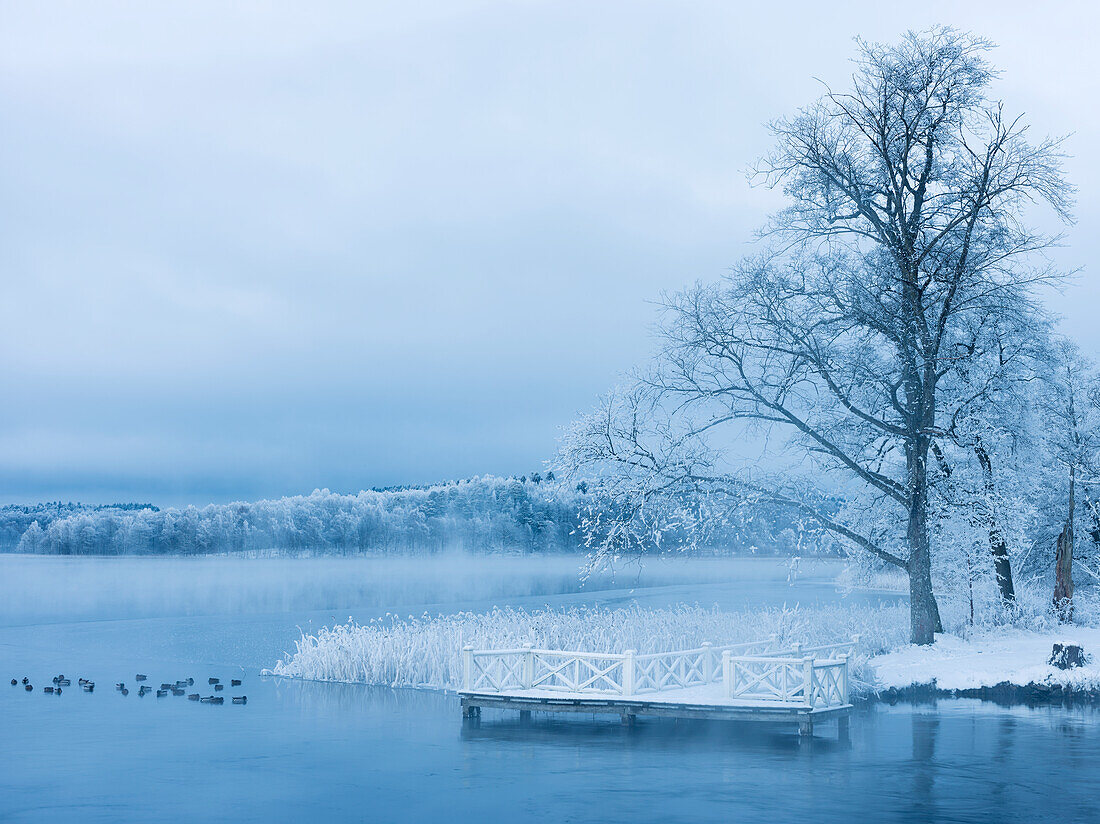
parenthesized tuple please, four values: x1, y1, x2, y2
(1, 476, 824, 556)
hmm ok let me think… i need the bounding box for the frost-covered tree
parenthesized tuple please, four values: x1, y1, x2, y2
(559, 28, 1071, 644)
(929, 305, 1058, 609)
(1034, 340, 1100, 621)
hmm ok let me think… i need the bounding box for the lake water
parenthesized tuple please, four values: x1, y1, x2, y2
(2, 555, 1098, 823)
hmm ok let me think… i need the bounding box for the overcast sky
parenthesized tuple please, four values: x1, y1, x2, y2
(2, 1, 1097, 506)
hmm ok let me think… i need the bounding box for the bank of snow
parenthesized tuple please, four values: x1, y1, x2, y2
(871, 627, 1100, 693)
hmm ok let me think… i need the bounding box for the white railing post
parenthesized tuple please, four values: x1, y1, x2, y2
(722, 650, 732, 698)
(622, 650, 635, 696)
(702, 642, 714, 683)
(789, 643, 802, 700)
(803, 657, 814, 708)
(462, 645, 474, 691)
(840, 653, 849, 704)
(522, 643, 534, 689)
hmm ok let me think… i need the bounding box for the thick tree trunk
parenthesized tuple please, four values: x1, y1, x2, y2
(908, 545, 939, 644)
(990, 534, 1017, 605)
(1054, 523, 1074, 621)
(907, 442, 939, 645)
(973, 442, 1016, 606)
(1054, 466, 1075, 622)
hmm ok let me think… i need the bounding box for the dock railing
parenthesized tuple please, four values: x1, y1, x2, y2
(462, 638, 777, 696)
(722, 636, 857, 708)
(461, 635, 855, 706)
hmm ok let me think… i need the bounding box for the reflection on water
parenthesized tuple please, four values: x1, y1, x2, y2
(2, 557, 1095, 823)
(460, 710, 847, 755)
(911, 712, 939, 821)
(5, 643, 1100, 823)
(268, 677, 442, 716)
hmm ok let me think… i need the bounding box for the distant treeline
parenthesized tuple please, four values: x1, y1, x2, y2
(2, 476, 828, 556)
(0, 501, 160, 552)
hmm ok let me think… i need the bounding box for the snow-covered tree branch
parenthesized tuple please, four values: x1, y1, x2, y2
(558, 28, 1073, 645)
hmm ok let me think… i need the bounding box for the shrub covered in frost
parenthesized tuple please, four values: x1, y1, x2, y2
(267, 602, 909, 696)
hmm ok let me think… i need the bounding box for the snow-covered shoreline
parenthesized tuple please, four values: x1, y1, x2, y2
(869, 628, 1100, 697)
(267, 600, 1100, 703)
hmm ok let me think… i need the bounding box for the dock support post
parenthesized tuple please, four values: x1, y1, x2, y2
(622, 650, 635, 697)
(462, 701, 481, 728)
(837, 713, 850, 743)
(799, 719, 814, 738)
(519, 709, 531, 724)
(621, 713, 636, 727)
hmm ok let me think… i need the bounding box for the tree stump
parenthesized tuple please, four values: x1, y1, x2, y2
(1049, 643, 1088, 669)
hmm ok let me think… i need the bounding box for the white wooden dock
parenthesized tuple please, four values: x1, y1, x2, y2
(459, 637, 857, 739)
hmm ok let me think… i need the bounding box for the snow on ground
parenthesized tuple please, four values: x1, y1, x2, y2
(870, 627, 1100, 692)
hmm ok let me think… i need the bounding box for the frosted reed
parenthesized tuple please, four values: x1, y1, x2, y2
(267, 602, 908, 696)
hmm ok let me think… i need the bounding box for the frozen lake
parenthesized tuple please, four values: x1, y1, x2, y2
(3, 555, 1099, 823)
